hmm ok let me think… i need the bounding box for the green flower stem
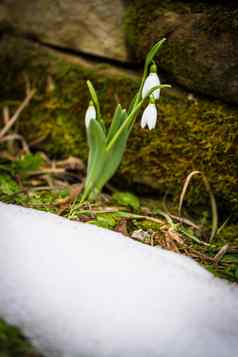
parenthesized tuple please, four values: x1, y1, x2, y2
(106, 84, 170, 152)
(106, 101, 143, 151)
(128, 38, 166, 113)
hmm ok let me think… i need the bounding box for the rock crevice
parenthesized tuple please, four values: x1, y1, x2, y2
(1, 0, 237, 104)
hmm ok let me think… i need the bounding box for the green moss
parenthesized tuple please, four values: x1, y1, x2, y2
(119, 94, 238, 219)
(89, 213, 118, 229)
(123, 0, 212, 92)
(133, 219, 162, 232)
(0, 319, 40, 356)
(123, 0, 195, 61)
(216, 224, 238, 245)
(123, 1, 238, 103)
(0, 35, 238, 222)
(123, 0, 238, 56)
(112, 192, 140, 211)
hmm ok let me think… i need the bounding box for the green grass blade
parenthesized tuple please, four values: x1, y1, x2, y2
(144, 38, 166, 75)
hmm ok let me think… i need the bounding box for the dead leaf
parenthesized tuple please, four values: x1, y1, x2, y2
(115, 218, 129, 236)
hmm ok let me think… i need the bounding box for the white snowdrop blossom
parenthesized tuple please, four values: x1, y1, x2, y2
(142, 72, 160, 100)
(81, 39, 171, 201)
(141, 101, 157, 130)
(85, 101, 96, 128)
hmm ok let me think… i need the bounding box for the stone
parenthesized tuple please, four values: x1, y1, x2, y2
(1, 0, 128, 61)
(124, 1, 238, 105)
(1, 1, 238, 103)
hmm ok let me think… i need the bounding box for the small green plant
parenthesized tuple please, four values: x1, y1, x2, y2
(81, 38, 170, 202)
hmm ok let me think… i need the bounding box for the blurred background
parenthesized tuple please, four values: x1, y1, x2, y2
(0, 1, 238, 355)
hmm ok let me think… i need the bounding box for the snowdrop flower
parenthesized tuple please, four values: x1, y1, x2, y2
(85, 101, 96, 128)
(141, 96, 157, 130)
(142, 63, 160, 100)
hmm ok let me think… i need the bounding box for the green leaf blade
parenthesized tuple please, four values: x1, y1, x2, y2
(86, 80, 105, 131)
(83, 119, 106, 201)
(112, 192, 140, 211)
(144, 38, 166, 73)
(107, 104, 127, 143)
(128, 38, 166, 113)
(95, 111, 129, 193)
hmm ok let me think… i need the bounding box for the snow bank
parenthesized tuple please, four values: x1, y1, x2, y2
(0, 202, 237, 357)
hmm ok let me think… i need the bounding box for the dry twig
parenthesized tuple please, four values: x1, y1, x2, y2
(214, 244, 230, 264)
(0, 134, 30, 154)
(178, 170, 218, 242)
(0, 89, 35, 140)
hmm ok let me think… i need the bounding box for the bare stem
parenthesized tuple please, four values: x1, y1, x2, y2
(0, 89, 35, 139)
(0, 133, 30, 153)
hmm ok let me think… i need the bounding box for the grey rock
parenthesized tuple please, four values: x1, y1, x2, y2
(1, 0, 128, 61)
(0, 0, 238, 103)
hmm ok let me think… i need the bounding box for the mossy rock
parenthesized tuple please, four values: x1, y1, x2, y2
(1, 0, 238, 104)
(0, 34, 237, 221)
(123, 0, 238, 104)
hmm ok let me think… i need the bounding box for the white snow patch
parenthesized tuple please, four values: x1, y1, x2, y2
(0, 202, 237, 357)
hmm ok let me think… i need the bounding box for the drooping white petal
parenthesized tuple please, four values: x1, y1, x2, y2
(140, 103, 157, 130)
(85, 105, 96, 128)
(142, 73, 160, 100)
(140, 107, 149, 128)
(147, 104, 157, 129)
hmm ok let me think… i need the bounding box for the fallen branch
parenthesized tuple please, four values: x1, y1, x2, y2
(0, 89, 35, 139)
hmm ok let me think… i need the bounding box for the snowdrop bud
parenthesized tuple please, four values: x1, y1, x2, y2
(141, 98, 157, 130)
(142, 65, 160, 100)
(85, 101, 96, 128)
